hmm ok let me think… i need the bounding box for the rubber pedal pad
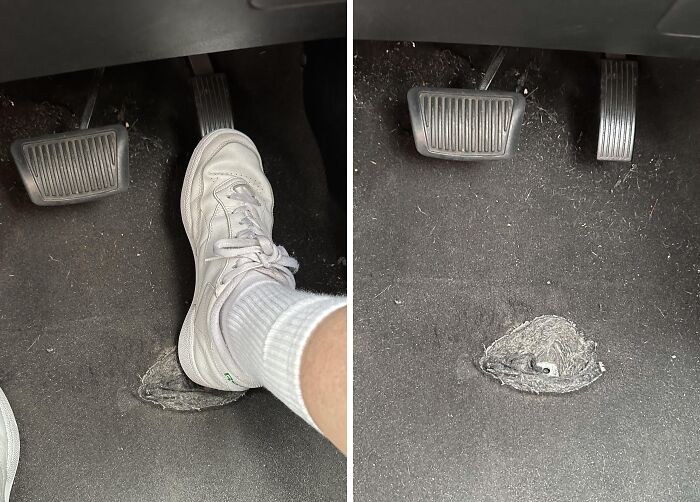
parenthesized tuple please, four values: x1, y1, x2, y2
(11, 124, 129, 206)
(191, 73, 235, 137)
(408, 87, 525, 161)
(597, 59, 638, 161)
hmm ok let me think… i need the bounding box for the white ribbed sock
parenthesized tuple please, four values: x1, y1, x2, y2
(220, 274, 345, 429)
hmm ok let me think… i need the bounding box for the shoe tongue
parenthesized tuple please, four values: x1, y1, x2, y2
(231, 183, 256, 200)
(238, 184, 253, 194)
(218, 183, 254, 209)
(227, 270, 280, 303)
(236, 270, 269, 290)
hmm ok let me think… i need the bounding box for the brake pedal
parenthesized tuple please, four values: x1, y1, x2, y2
(597, 58, 638, 162)
(10, 69, 129, 205)
(189, 55, 234, 137)
(408, 47, 525, 161)
(12, 125, 128, 206)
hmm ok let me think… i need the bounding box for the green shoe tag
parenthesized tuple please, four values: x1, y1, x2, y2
(223, 372, 237, 385)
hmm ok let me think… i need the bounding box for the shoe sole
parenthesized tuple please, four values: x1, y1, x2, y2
(0, 387, 19, 502)
(178, 129, 266, 391)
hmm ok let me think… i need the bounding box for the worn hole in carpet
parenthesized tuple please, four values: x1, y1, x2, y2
(138, 347, 244, 411)
(479, 315, 606, 394)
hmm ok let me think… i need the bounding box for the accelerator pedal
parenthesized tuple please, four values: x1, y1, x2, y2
(597, 58, 638, 162)
(11, 69, 129, 205)
(189, 55, 234, 137)
(408, 47, 525, 161)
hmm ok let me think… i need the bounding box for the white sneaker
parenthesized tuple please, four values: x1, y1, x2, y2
(0, 386, 19, 502)
(178, 129, 298, 391)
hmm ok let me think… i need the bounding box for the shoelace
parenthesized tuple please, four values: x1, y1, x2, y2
(205, 182, 298, 287)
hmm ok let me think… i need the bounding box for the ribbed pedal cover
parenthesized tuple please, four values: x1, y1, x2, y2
(597, 59, 638, 162)
(191, 73, 235, 137)
(408, 88, 525, 161)
(11, 125, 129, 206)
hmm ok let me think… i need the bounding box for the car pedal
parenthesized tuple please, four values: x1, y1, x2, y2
(408, 87, 525, 160)
(597, 58, 638, 162)
(11, 125, 129, 206)
(191, 73, 234, 137)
